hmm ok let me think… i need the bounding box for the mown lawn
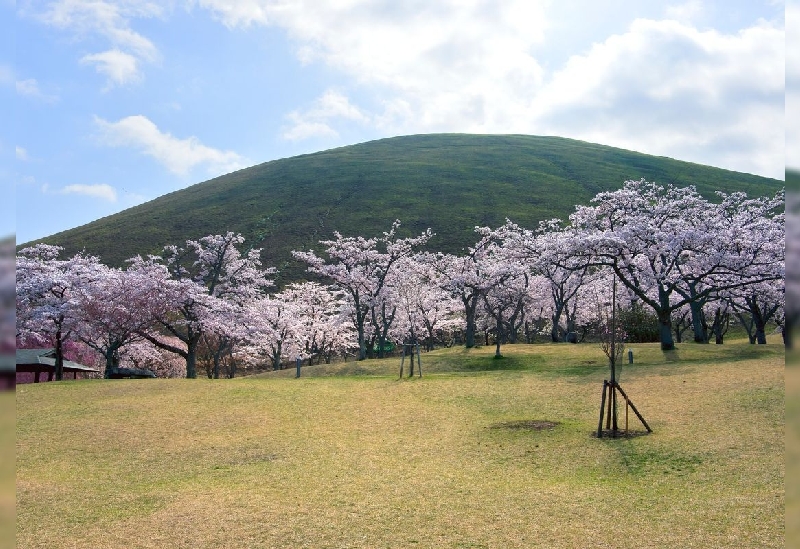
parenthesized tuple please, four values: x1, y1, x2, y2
(17, 339, 784, 548)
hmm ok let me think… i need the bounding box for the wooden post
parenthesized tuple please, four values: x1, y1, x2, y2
(611, 382, 619, 433)
(614, 384, 653, 433)
(625, 398, 629, 434)
(399, 345, 406, 379)
(597, 381, 608, 438)
(416, 344, 422, 377)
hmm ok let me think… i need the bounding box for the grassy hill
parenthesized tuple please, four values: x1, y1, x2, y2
(31, 134, 783, 283)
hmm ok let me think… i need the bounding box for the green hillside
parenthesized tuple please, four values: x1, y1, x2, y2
(31, 134, 782, 283)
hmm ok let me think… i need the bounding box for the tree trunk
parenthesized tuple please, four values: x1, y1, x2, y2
(212, 346, 223, 379)
(494, 313, 503, 358)
(186, 348, 197, 379)
(366, 334, 376, 359)
(755, 324, 767, 344)
(748, 300, 768, 344)
(54, 327, 64, 381)
(550, 303, 564, 342)
(734, 311, 756, 344)
(357, 325, 367, 361)
(656, 288, 675, 351)
(103, 344, 121, 378)
(710, 307, 728, 345)
(689, 300, 709, 343)
(657, 309, 675, 351)
(464, 296, 478, 349)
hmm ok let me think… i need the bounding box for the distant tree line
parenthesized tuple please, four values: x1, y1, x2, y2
(16, 180, 785, 379)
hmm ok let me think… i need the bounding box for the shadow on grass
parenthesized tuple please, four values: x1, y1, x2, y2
(663, 349, 680, 362)
(610, 441, 705, 477)
(441, 353, 541, 372)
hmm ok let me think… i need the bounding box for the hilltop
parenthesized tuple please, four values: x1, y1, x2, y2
(31, 134, 782, 283)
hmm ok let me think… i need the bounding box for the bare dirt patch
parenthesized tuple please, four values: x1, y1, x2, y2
(490, 419, 559, 431)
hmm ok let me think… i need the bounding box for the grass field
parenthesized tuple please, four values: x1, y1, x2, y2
(17, 338, 784, 548)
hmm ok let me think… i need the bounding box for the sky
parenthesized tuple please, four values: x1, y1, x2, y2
(4, 0, 789, 244)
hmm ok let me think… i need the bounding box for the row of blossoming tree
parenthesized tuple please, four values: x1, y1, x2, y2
(16, 180, 785, 379)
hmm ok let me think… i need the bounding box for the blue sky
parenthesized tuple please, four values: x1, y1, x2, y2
(5, 0, 789, 244)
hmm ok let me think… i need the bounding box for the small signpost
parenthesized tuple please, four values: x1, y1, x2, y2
(295, 357, 302, 378)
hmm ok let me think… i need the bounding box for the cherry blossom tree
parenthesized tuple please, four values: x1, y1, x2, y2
(566, 180, 784, 350)
(432, 227, 518, 349)
(670, 189, 785, 343)
(16, 245, 102, 380)
(704, 299, 731, 344)
(519, 275, 554, 343)
(729, 278, 784, 344)
(481, 268, 529, 357)
(245, 293, 301, 370)
(293, 221, 432, 360)
(390, 255, 461, 351)
(281, 282, 354, 364)
(73, 263, 172, 377)
(133, 232, 273, 378)
(118, 338, 185, 378)
(500, 220, 593, 343)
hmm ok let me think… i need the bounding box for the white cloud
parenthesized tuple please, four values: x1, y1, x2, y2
(94, 114, 248, 176)
(787, 0, 800, 170)
(529, 18, 785, 179)
(15, 147, 29, 161)
(80, 49, 141, 88)
(60, 183, 118, 202)
(283, 89, 370, 141)
(665, 1, 704, 24)
(197, 1, 784, 179)
(29, 0, 162, 89)
(195, 0, 269, 28)
(282, 120, 339, 142)
(200, 1, 548, 134)
(36, 0, 161, 59)
(15, 78, 59, 102)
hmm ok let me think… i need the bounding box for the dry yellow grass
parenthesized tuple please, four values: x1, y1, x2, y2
(0, 392, 14, 549)
(17, 339, 783, 548)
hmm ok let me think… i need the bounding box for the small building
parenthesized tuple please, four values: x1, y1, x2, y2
(15, 348, 100, 385)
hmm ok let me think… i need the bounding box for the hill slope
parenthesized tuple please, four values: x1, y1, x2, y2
(33, 134, 782, 283)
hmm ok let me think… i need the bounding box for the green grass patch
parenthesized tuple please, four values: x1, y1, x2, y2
(17, 339, 784, 548)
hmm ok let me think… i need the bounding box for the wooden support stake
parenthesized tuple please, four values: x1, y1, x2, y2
(399, 346, 405, 379)
(611, 383, 619, 433)
(625, 399, 629, 434)
(416, 344, 422, 377)
(597, 381, 608, 438)
(614, 384, 652, 433)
